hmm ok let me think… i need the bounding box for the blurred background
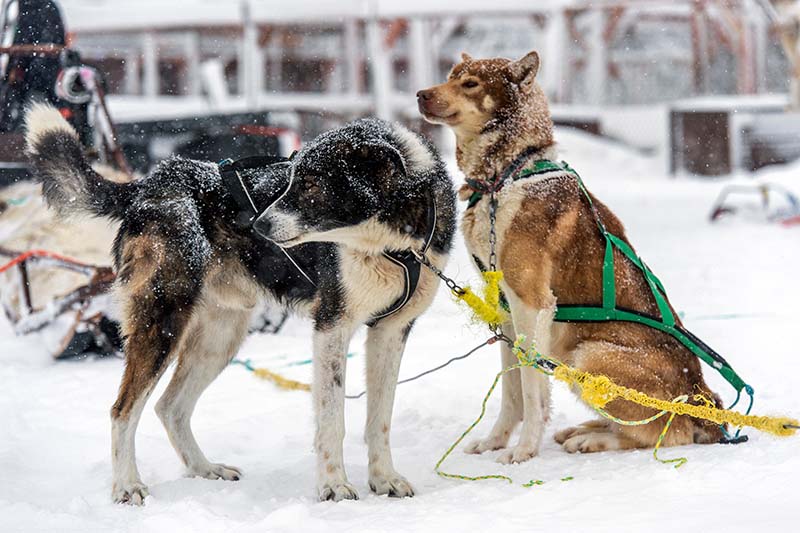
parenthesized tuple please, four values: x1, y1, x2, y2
(3, 0, 800, 177)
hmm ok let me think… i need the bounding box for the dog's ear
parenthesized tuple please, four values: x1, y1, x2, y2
(461, 52, 473, 62)
(355, 142, 407, 181)
(508, 50, 540, 92)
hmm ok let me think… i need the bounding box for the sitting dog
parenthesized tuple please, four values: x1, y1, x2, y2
(26, 104, 455, 503)
(417, 52, 722, 463)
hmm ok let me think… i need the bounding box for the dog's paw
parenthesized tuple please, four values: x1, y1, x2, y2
(369, 471, 415, 498)
(188, 463, 242, 481)
(112, 481, 149, 506)
(464, 435, 509, 455)
(554, 426, 581, 445)
(562, 432, 616, 453)
(318, 481, 359, 502)
(496, 444, 539, 464)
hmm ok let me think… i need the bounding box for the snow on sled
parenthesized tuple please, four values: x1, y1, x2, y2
(709, 167, 800, 226)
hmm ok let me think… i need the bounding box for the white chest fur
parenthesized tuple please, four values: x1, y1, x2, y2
(338, 247, 448, 325)
(460, 181, 526, 271)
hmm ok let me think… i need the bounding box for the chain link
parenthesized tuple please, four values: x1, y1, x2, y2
(411, 249, 465, 296)
(488, 191, 498, 272)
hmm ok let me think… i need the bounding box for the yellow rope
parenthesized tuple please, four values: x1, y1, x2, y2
(251, 367, 311, 392)
(552, 365, 798, 437)
(455, 270, 507, 327)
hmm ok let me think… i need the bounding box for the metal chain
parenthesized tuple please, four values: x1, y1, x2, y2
(486, 191, 504, 336)
(411, 249, 465, 296)
(413, 189, 507, 336)
(488, 191, 498, 271)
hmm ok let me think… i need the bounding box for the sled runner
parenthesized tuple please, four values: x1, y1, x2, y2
(0, 245, 119, 359)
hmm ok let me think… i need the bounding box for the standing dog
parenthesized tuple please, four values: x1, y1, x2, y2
(26, 104, 455, 503)
(417, 52, 722, 463)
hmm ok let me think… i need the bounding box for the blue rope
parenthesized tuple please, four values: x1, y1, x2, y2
(734, 385, 756, 438)
(286, 352, 357, 367)
(230, 358, 255, 372)
(721, 384, 755, 443)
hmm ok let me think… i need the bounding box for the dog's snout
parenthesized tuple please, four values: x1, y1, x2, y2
(416, 89, 433, 102)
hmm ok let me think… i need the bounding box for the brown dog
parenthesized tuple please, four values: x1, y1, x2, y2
(418, 51, 723, 463)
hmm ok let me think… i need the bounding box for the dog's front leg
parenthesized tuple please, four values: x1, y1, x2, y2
(464, 320, 522, 455)
(364, 321, 415, 498)
(498, 290, 555, 464)
(313, 325, 358, 502)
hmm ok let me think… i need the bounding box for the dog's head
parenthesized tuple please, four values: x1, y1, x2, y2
(417, 50, 546, 138)
(254, 121, 408, 249)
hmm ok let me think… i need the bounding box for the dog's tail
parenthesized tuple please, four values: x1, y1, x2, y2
(25, 103, 132, 220)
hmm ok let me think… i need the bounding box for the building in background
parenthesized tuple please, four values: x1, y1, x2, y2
(42, 1, 800, 174)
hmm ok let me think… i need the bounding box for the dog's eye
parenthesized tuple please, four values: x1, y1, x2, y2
(301, 176, 321, 196)
(462, 80, 479, 89)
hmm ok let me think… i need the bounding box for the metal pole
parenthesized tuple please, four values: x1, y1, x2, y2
(240, 0, 259, 109)
(183, 31, 201, 96)
(409, 17, 431, 92)
(344, 18, 361, 95)
(585, 7, 606, 106)
(543, 8, 567, 103)
(142, 31, 159, 99)
(366, 15, 392, 121)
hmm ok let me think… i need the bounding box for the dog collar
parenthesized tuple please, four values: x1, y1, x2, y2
(465, 147, 571, 209)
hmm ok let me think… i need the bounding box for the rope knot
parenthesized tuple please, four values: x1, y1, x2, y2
(455, 270, 507, 327)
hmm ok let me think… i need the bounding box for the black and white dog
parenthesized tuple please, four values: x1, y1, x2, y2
(25, 104, 455, 504)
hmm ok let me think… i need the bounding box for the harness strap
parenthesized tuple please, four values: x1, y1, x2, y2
(466, 157, 569, 209)
(555, 162, 746, 392)
(219, 155, 291, 225)
(367, 194, 438, 326)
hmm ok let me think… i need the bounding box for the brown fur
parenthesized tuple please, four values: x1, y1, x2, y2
(420, 51, 723, 457)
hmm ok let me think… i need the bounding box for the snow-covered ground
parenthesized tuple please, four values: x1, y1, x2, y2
(1, 129, 798, 532)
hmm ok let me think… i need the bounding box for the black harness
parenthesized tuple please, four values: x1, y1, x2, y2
(218, 156, 437, 326)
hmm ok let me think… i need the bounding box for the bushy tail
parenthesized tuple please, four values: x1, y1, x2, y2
(25, 103, 132, 220)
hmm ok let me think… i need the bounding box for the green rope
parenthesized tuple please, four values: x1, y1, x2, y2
(434, 362, 524, 484)
(592, 395, 690, 469)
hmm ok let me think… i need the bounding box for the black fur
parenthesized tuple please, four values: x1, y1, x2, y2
(29, 130, 133, 218)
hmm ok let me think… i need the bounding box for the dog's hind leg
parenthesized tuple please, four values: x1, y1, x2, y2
(557, 341, 704, 453)
(554, 419, 612, 444)
(364, 320, 415, 498)
(155, 305, 252, 481)
(465, 320, 523, 455)
(110, 234, 203, 505)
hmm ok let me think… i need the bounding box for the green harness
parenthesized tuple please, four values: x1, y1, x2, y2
(467, 159, 753, 424)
